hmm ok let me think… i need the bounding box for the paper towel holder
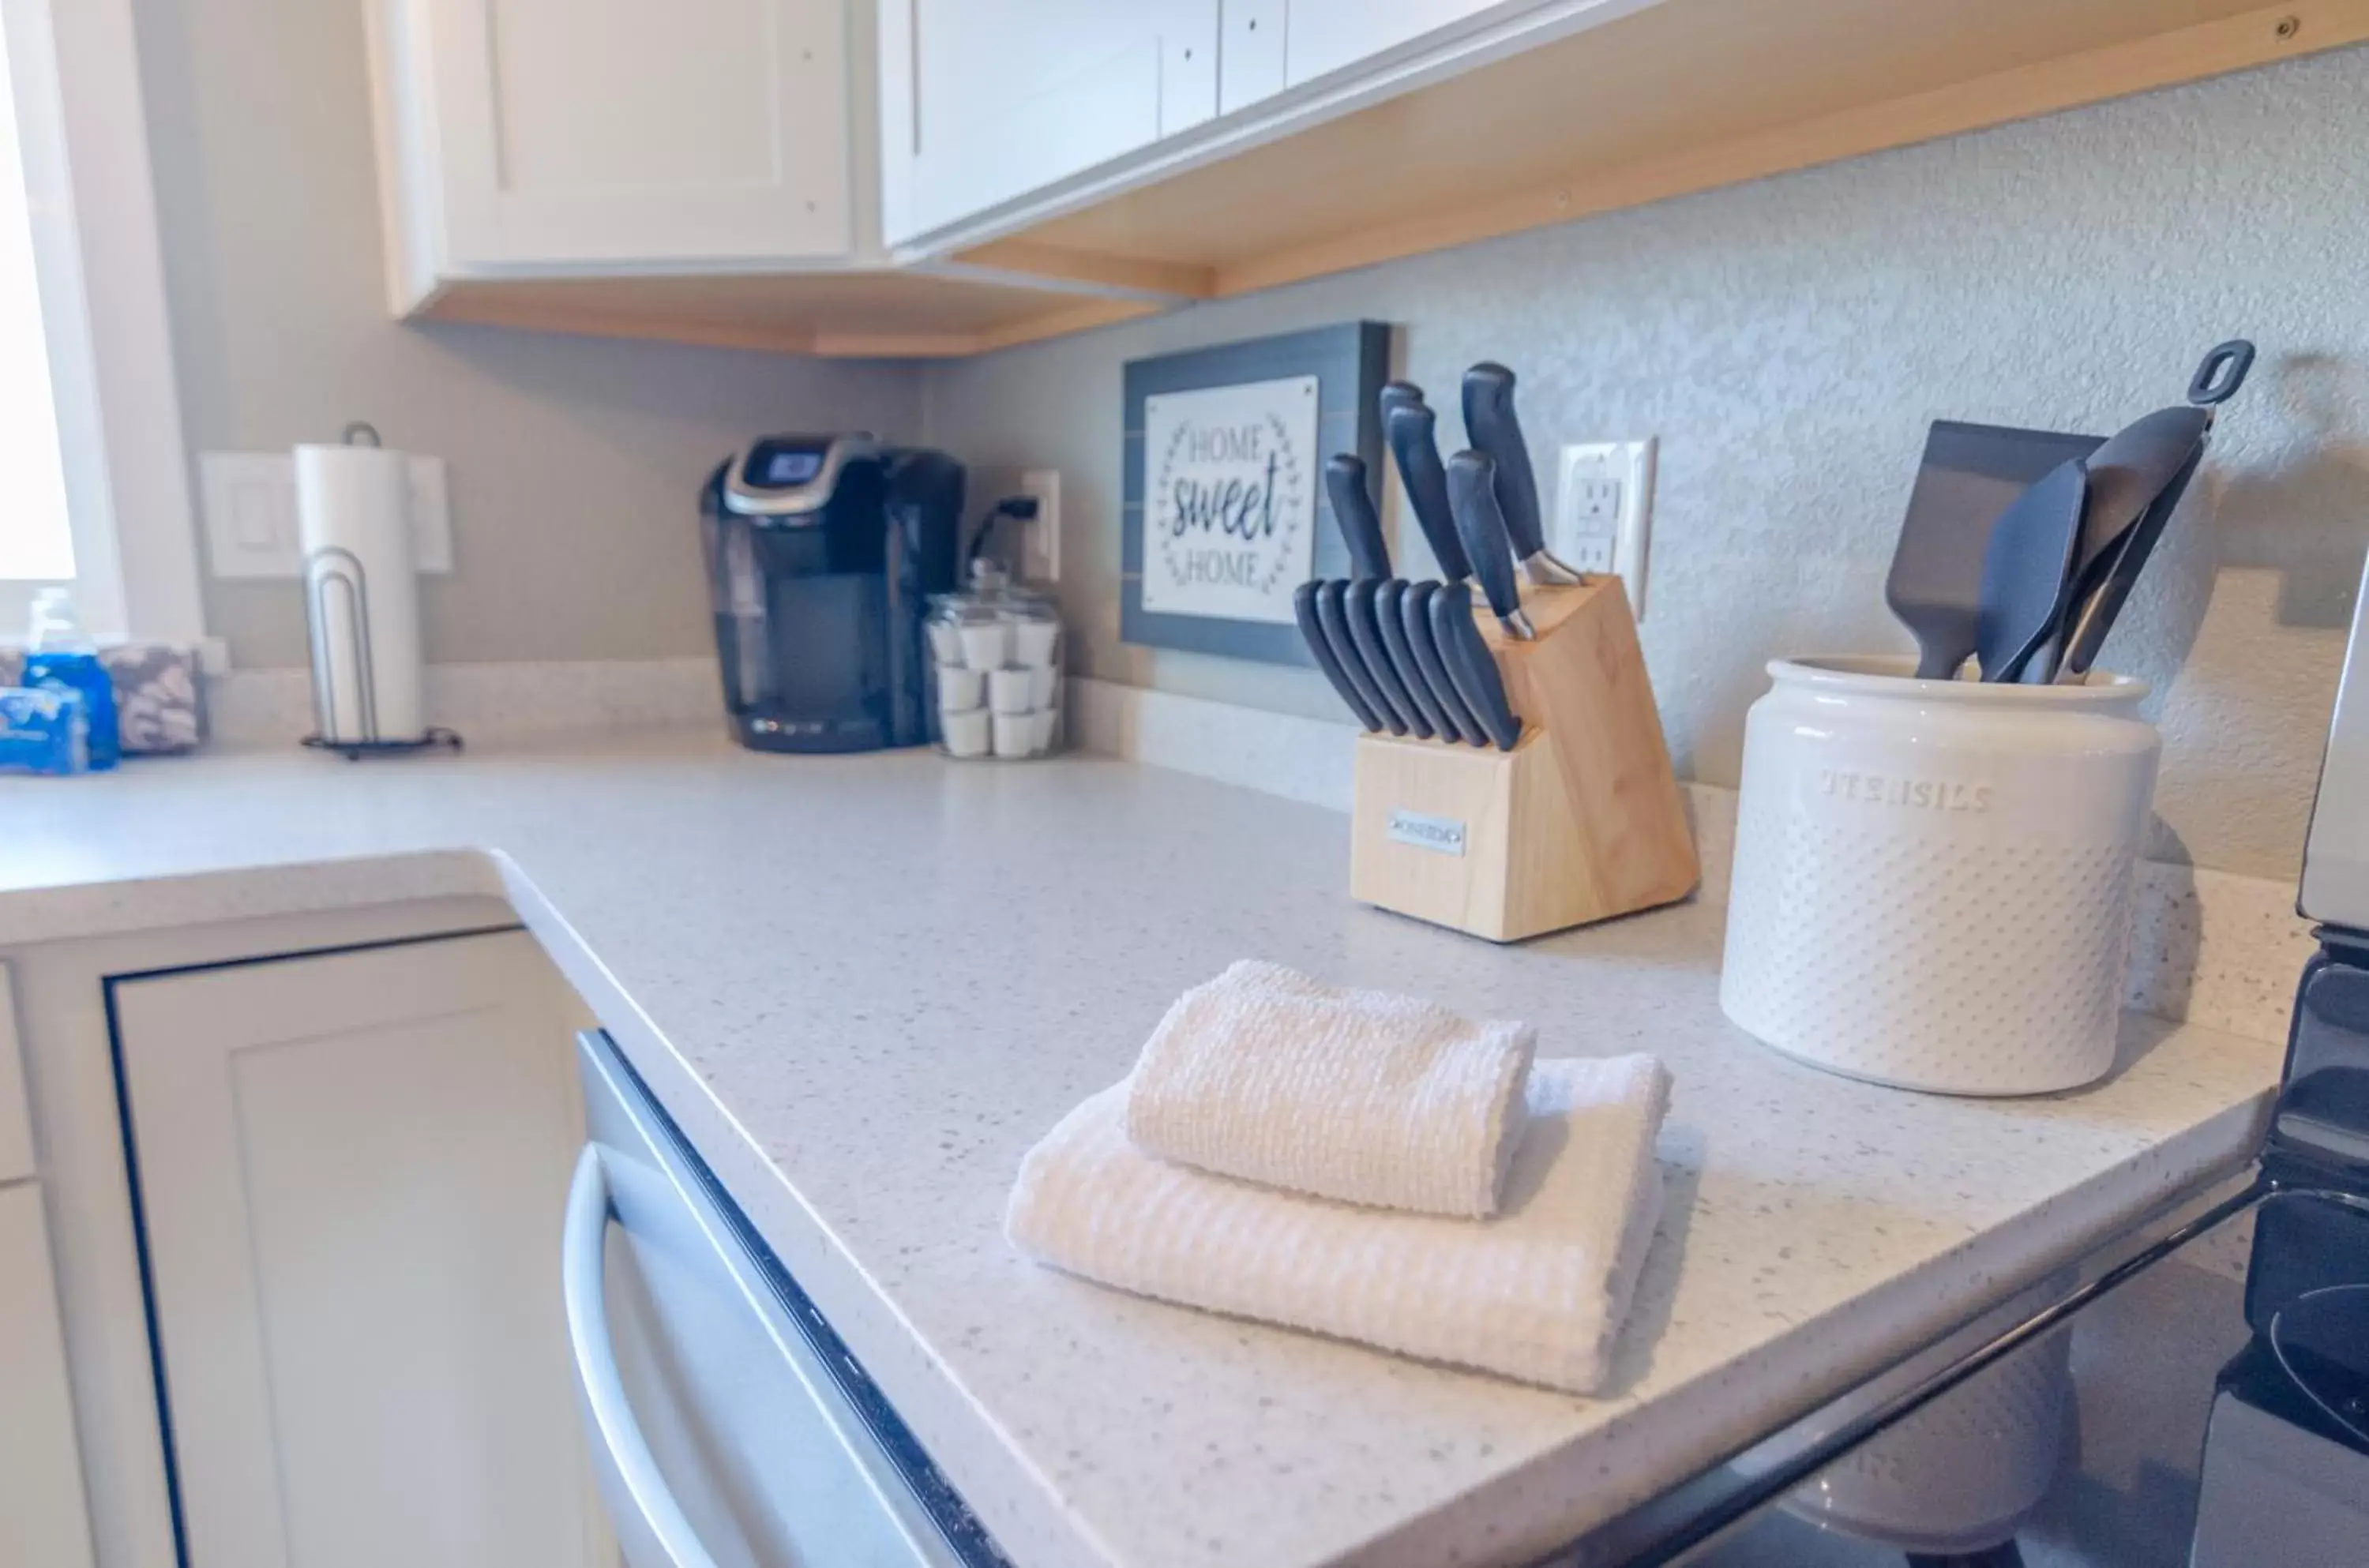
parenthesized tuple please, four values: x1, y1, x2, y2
(298, 421, 463, 760)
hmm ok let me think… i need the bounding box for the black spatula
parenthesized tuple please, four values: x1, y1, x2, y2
(1886, 423, 2106, 679)
(1976, 457, 2089, 683)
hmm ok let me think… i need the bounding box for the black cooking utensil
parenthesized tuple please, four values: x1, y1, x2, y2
(1445, 449, 1535, 640)
(1379, 380, 1426, 430)
(1293, 581, 1382, 731)
(1400, 582, 1488, 746)
(1886, 422, 2108, 680)
(2051, 339, 2254, 681)
(1384, 399, 1472, 580)
(1327, 454, 1430, 737)
(1429, 581, 1522, 751)
(1462, 362, 1582, 585)
(1975, 457, 2088, 683)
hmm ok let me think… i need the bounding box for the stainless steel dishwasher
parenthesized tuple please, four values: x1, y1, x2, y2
(566, 1030, 1007, 1568)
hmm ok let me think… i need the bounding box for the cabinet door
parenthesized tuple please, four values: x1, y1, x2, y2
(884, 0, 1218, 244)
(425, 0, 850, 266)
(0, 1184, 98, 1568)
(115, 932, 607, 1568)
(1283, 0, 1521, 87)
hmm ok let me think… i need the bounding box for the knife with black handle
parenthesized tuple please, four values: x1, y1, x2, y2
(1400, 582, 1487, 746)
(1327, 455, 1429, 737)
(1316, 580, 1398, 734)
(1384, 400, 1472, 581)
(1445, 449, 1534, 640)
(1462, 362, 1582, 585)
(1293, 581, 1382, 731)
(1429, 580, 1522, 751)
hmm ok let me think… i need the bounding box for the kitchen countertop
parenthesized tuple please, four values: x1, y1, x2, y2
(0, 731, 2284, 1568)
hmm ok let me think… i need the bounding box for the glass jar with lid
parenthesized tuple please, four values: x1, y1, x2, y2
(924, 561, 1062, 760)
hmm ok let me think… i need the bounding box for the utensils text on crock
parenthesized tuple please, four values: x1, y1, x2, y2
(1327, 454, 1431, 737)
(1462, 362, 1582, 586)
(2052, 339, 2254, 682)
(1885, 422, 2106, 680)
(1429, 581, 1522, 750)
(1445, 449, 1535, 640)
(1975, 456, 2088, 683)
(1400, 582, 1488, 746)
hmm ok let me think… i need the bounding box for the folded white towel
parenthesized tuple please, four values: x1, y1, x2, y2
(1124, 959, 1536, 1217)
(1010, 1054, 1671, 1395)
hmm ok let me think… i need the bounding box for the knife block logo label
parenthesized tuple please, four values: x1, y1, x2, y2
(1142, 376, 1317, 625)
(1387, 808, 1467, 856)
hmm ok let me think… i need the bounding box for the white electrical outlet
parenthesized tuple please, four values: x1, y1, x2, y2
(198, 451, 453, 578)
(1018, 468, 1061, 583)
(1552, 438, 1656, 617)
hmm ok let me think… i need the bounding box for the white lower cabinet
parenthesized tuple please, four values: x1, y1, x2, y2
(0, 1182, 98, 1568)
(112, 930, 611, 1568)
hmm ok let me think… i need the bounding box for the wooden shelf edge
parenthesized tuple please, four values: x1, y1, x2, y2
(412, 279, 1171, 360)
(1211, 0, 2369, 296)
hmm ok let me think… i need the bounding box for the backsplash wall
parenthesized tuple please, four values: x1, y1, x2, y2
(920, 46, 2369, 883)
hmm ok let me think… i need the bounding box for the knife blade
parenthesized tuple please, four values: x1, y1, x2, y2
(1462, 362, 1582, 585)
(1384, 400, 1472, 580)
(1429, 580, 1521, 751)
(1445, 449, 1534, 640)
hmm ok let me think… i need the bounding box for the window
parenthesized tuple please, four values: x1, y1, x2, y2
(0, 6, 76, 591)
(0, 0, 203, 647)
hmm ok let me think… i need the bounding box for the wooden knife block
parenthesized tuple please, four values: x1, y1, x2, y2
(1349, 576, 1697, 942)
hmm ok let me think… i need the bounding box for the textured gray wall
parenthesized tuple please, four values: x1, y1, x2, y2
(921, 48, 2369, 881)
(132, 0, 922, 671)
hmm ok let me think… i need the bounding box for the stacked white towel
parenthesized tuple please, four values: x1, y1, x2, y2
(1125, 959, 1535, 1216)
(1008, 1053, 1671, 1395)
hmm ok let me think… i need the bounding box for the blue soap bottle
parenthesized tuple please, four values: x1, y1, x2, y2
(24, 588, 117, 770)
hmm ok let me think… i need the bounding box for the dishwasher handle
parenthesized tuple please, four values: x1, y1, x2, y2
(564, 1143, 722, 1568)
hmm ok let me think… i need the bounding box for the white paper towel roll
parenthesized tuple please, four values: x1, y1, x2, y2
(295, 437, 423, 742)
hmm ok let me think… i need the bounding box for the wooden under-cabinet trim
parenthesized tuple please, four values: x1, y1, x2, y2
(418, 288, 825, 355)
(967, 295, 1168, 353)
(941, 240, 1215, 301)
(415, 274, 1168, 359)
(1203, 0, 2369, 297)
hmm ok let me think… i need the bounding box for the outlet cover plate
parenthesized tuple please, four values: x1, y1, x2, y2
(1552, 438, 1655, 617)
(200, 452, 452, 579)
(1019, 468, 1061, 583)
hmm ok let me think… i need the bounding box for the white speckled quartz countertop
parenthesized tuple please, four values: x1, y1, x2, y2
(0, 731, 2285, 1568)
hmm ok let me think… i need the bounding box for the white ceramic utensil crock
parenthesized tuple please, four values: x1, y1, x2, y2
(1720, 656, 2159, 1095)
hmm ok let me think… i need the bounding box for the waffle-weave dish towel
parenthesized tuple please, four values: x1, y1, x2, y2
(1010, 1054, 1670, 1394)
(1124, 959, 1536, 1217)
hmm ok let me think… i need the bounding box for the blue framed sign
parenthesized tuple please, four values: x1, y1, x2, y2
(1122, 321, 1390, 664)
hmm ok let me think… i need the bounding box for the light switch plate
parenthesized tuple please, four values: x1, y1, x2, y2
(199, 452, 452, 578)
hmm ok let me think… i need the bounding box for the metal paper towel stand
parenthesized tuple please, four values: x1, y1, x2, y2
(300, 422, 463, 760)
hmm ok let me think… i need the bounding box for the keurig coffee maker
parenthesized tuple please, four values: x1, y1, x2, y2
(700, 435, 963, 753)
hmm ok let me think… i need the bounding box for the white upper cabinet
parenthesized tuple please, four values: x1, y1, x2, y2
(370, 0, 856, 302)
(879, 0, 1218, 246)
(1280, 0, 1519, 87)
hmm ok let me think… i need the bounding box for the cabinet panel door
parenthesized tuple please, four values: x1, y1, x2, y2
(0, 1184, 98, 1568)
(1284, 0, 1519, 87)
(427, 0, 850, 266)
(115, 932, 606, 1568)
(888, 0, 1218, 243)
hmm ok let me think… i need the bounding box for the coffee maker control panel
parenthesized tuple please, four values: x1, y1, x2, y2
(723, 433, 879, 519)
